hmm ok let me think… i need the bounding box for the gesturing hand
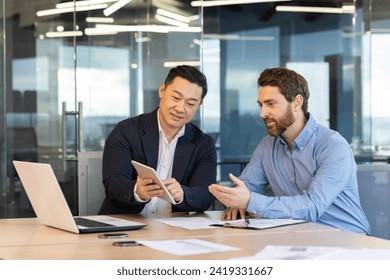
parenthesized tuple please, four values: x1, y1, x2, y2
(163, 178, 184, 203)
(208, 173, 250, 210)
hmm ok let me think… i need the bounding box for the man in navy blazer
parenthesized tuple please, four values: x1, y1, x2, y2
(99, 65, 217, 215)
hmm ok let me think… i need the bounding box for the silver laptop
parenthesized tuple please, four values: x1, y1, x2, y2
(13, 160, 146, 234)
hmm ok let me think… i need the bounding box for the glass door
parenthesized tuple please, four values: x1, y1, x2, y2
(3, 1, 81, 217)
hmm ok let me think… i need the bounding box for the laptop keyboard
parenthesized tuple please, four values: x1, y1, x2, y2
(74, 217, 113, 228)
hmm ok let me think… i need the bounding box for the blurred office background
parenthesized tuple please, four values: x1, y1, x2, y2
(0, 0, 389, 238)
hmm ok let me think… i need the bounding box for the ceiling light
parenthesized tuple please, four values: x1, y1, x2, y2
(45, 31, 83, 38)
(85, 24, 201, 35)
(156, 9, 190, 23)
(341, 5, 356, 13)
(135, 37, 152, 43)
(155, 15, 189, 27)
(37, 4, 108, 17)
(188, 15, 201, 22)
(191, 0, 291, 8)
(103, 0, 132, 16)
(163, 61, 201, 68)
(275, 5, 356, 14)
(86, 17, 115, 23)
(83, 28, 118, 35)
(56, 0, 117, 9)
(91, 24, 169, 33)
(203, 34, 274, 40)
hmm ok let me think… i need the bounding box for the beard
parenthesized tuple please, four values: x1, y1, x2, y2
(263, 105, 295, 137)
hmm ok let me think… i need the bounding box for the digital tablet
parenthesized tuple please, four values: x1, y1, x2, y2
(131, 160, 177, 205)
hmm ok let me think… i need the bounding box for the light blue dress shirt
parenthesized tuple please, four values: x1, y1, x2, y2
(241, 113, 371, 234)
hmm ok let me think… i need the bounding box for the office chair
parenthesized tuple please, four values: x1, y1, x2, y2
(78, 151, 105, 216)
(7, 127, 38, 211)
(357, 164, 390, 239)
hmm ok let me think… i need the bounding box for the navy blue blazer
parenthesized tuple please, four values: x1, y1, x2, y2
(98, 109, 217, 214)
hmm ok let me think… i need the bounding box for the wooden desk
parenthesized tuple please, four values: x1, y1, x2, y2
(0, 211, 336, 247)
(1, 211, 389, 260)
(1, 230, 389, 260)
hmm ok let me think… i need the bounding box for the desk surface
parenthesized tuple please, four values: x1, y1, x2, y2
(1, 211, 389, 260)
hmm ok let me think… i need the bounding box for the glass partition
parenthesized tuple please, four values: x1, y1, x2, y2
(0, 0, 202, 218)
(201, 1, 370, 181)
(0, 1, 5, 216)
(1, 0, 390, 218)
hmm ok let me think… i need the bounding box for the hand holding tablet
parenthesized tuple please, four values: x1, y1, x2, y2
(131, 160, 177, 205)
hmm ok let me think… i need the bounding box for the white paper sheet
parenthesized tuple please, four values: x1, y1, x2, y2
(154, 217, 221, 230)
(318, 248, 390, 260)
(136, 239, 240, 256)
(231, 245, 390, 260)
(231, 245, 341, 260)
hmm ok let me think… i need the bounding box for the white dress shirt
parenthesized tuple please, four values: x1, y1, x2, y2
(134, 110, 185, 214)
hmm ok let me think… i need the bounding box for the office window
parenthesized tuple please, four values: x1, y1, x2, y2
(369, 34, 390, 155)
(286, 62, 330, 128)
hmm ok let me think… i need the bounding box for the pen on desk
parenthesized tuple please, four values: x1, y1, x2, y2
(245, 211, 250, 225)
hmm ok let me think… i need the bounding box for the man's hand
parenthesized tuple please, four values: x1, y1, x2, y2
(135, 176, 164, 201)
(209, 173, 250, 210)
(163, 178, 184, 203)
(221, 208, 246, 220)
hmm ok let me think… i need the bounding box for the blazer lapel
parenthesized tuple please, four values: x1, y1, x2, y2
(141, 110, 159, 169)
(172, 124, 195, 182)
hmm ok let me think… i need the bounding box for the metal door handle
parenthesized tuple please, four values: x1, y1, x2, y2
(62, 101, 83, 171)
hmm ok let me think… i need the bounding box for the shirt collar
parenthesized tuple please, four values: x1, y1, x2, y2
(157, 109, 185, 141)
(278, 112, 315, 151)
(293, 112, 315, 150)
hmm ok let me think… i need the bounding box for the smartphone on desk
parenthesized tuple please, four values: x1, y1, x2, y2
(113, 241, 142, 247)
(98, 233, 128, 239)
(131, 160, 177, 204)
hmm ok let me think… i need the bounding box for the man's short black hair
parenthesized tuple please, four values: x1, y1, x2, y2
(164, 65, 208, 99)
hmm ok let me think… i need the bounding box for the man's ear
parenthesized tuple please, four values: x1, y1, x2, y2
(293, 94, 303, 112)
(158, 83, 165, 98)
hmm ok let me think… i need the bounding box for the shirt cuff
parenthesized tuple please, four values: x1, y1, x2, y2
(175, 196, 184, 204)
(133, 183, 150, 203)
(247, 191, 267, 214)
